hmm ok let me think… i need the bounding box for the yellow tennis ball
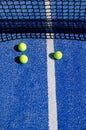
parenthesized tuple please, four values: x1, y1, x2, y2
(19, 54, 28, 64)
(18, 42, 27, 52)
(54, 51, 63, 60)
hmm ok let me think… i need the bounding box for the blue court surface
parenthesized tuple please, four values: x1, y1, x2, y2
(0, 38, 86, 130)
(0, 0, 86, 130)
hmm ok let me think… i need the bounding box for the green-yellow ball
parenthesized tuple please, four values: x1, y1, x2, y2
(18, 42, 27, 52)
(19, 54, 28, 64)
(54, 51, 63, 60)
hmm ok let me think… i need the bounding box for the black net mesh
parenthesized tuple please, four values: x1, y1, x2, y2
(0, 0, 86, 41)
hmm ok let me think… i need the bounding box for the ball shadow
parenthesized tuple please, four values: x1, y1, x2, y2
(49, 53, 55, 60)
(15, 56, 21, 64)
(14, 45, 21, 52)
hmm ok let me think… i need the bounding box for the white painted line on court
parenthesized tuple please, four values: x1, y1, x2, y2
(44, 0, 58, 130)
(46, 39, 58, 130)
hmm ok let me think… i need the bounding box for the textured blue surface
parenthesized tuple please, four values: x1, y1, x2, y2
(0, 38, 86, 130)
(54, 39, 86, 130)
(0, 39, 48, 130)
(0, 1, 86, 129)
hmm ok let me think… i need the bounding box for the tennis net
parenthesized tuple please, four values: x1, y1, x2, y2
(0, 0, 86, 41)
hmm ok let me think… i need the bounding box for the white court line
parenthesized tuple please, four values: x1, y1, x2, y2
(44, 1, 58, 130)
(46, 39, 58, 130)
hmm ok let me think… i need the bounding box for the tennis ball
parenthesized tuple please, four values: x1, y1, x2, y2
(54, 51, 63, 60)
(18, 42, 27, 52)
(19, 54, 28, 64)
